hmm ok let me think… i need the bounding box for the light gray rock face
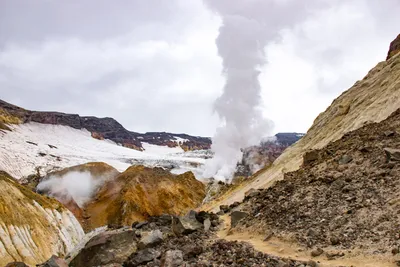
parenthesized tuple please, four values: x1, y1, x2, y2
(172, 216, 203, 236)
(204, 218, 211, 232)
(138, 230, 164, 250)
(161, 250, 183, 267)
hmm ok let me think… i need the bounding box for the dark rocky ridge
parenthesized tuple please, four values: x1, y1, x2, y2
(0, 99, 211, 151)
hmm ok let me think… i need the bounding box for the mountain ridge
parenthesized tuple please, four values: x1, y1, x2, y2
(0, 99, 211, 151)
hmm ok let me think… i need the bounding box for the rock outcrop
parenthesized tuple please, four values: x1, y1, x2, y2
(204, 35, 400, 210)
(37, 164, 205, 231)
(0, 171, 84, 266)
(0, 99, 211, 151)
(236, 133, 304, 177)
(83, 166, 206, 230)
(387, 34, 400, 60)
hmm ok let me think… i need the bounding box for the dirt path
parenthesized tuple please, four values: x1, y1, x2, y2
(216, 215, 397, 267)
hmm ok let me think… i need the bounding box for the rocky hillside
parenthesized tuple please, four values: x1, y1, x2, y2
(37, 163, 206, 231)
(0, 99, 211, 151)
(0, 171, 84, 266)
(204, 34, 400, 210)
(235, 107, 400, 260)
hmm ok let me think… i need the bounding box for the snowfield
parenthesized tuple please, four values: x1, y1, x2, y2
(0, 123, 207, 179)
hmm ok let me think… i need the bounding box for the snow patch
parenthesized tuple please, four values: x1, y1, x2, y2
(0, 123, 206, 179)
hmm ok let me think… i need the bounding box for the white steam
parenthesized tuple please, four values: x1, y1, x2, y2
(37, 171, 106, 207)
(203, 0, 317, 181)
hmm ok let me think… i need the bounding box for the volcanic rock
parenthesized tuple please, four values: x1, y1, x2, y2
(230, 211, 248, 228)
(126, 248, 161, 266)
(387, 34, 400, 60)
(69, 229, 137, 267)
(160, 250, 184, 267)
(138, 230, 164, 249)
(171, 215, 203, 236)
(36, 255, 68, 267)
(238, 108, 400, 252)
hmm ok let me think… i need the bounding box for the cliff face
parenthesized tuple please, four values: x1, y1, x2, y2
(0, 171, 84, 266)
(204, 35, 400, 210)
(0, 99, 211, 151)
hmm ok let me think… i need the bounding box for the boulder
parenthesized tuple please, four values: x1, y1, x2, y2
(338, 155, 352, 165)
(186, 210, 198, 220)
(138, 230, 164, 249)
(195, 211, 210, 223)
(230, 211, 248, 228)
(311, 248, 324, 257)
(161, 250, 183, 267)
(172, 216, 203, 236)
(303, 150, 319, 165)
(69, 229, 137, 267)
(125, 248, 161, 266)
(37, 255, 68, 267)
(244, 188, 260, 199)
(155, 214, 173, 226)
(384, 148, 400, 162)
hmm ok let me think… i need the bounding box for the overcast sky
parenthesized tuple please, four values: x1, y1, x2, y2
(0, 0, 399, 137)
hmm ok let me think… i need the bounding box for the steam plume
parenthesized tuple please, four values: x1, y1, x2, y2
(37, 171, 107, 207)
(203, 0, 315, 180)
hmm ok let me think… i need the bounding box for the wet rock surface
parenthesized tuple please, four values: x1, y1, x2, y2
(238, 108, 400, 252)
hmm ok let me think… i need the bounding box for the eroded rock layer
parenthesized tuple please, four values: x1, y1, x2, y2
(0, 171, 84, 266)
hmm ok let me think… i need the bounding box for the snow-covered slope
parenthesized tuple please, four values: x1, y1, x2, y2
(0, 122, 207, 179)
